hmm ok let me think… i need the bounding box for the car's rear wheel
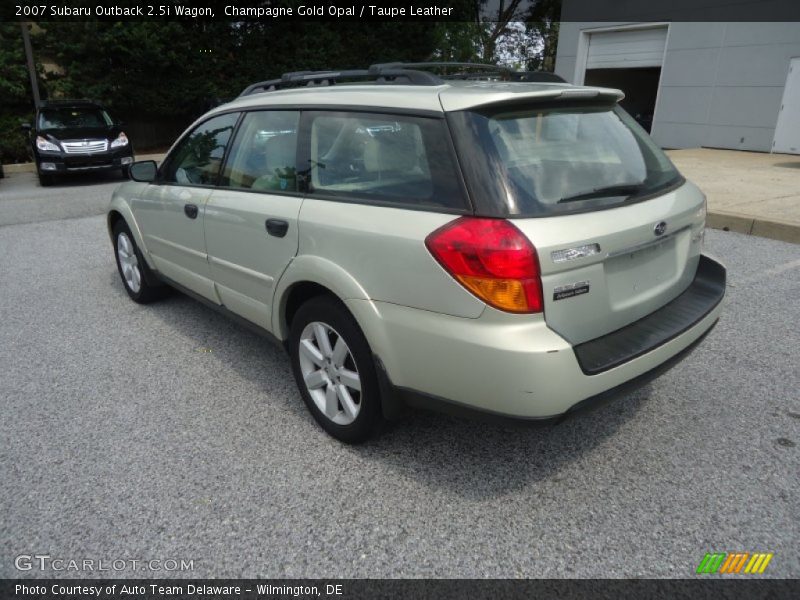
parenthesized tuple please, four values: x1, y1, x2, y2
(112, 220, 164, 303)
(289, 296, 383, 443)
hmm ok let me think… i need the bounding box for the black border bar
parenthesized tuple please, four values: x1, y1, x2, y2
(4, 0, 800, 22)
(2, 579, 799, 600)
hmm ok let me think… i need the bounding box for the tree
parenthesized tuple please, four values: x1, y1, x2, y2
(525, 0, 561, 71)
(0, 23, 37, 162)
(430, 1, 562, 70)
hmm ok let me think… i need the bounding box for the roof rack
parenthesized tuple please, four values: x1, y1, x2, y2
(238, 62, 565, 97)
(372, 62, 566, 83)
(239, 67, 441, 97)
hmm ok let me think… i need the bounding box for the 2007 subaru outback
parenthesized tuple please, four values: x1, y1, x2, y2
(108, 63, 725, 443)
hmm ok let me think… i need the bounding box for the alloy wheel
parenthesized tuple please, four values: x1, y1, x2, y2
(117, 232, 142, 293)
(298, 321, 362, 425)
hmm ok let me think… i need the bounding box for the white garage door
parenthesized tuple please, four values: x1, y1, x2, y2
(587, 27, 668, 70)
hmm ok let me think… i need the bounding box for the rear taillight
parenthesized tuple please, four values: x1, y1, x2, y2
(425, 217, 543, 314)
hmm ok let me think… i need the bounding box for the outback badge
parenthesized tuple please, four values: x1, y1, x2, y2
(553, 281, 590, 301)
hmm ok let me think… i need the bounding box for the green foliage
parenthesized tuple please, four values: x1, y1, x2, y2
(526, 0, 561, 71)
(0, 25, 30, 101)
(34, 21, 438, 116)
(0, 23, 35, 162)
(0, 12, 561, 162)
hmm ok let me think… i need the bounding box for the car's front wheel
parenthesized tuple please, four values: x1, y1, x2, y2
(38, 171, 54, 187)
(289, 296, 383, 443)
(112, 220, 164, 303)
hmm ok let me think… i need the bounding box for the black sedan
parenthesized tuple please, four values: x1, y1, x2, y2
(24, 100, 134, 186)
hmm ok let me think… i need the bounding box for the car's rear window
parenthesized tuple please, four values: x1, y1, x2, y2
(448, 103, 682, 217)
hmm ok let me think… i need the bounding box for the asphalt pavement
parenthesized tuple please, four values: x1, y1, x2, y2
(0, 172, 798, 578)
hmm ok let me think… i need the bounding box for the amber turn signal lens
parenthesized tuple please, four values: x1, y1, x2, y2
(425, 217, 544, 314)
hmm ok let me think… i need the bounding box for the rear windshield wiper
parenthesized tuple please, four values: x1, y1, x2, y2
(557, 184, 643, 204)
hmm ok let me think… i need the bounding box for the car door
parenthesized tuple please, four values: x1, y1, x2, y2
(130, 112, 239, 300)
(203, 110, 303, 330)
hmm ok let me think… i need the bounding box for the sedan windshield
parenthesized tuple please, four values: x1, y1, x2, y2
(450, 103, 682, 217)
(39, 108, 113, 130)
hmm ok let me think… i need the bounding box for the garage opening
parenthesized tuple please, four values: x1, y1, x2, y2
(581, 26, 668, 133)
(584, 67, 661, 132)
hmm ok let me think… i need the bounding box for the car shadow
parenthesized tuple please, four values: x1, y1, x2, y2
(355, 389, 648, 499)
(110, 273, 648, 500)
(774, 161, 800, 169)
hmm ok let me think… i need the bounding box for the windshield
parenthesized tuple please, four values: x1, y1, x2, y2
(449, 103, 682, 217)
(39, 107, 113, 130)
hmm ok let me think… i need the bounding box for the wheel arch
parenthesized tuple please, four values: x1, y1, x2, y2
(272, 255, 370, 342)
(107, 197, 156, 271)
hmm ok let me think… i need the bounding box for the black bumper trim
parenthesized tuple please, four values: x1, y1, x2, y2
(573, 255, 726, 375)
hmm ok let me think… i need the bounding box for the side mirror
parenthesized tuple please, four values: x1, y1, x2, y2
(116, 120, 125, 127)
(129, 160, 158, 183)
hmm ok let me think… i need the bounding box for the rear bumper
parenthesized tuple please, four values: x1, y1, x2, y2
(574, 255, 725, 375)
(347, 254, 726, 420)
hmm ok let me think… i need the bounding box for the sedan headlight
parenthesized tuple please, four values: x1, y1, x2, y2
(110, 132, 129, 148)
(36, 136, 60, 152)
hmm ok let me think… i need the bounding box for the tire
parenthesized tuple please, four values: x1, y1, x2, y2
(289, 295, 383, 443)
(120, 166, 129, 180)
(112, 220, 164, 304)
(38, 171, 54, 187)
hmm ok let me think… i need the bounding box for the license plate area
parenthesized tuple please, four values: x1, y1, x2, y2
(606, 236, 678, 306)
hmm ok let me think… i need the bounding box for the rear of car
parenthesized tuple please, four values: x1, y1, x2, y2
(108, 71, 725, 442)
(337, 83, 725, 419)
(31, 101, 134, 185)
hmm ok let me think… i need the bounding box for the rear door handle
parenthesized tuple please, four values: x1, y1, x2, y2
(184, 203, 199, 219)
(266, 218, 289, 238)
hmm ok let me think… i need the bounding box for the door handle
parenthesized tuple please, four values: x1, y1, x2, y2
(184, 203, 199, 219)
(266, 218, 289, 238)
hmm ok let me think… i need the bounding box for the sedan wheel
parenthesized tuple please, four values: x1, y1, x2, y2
(112, 220, 165, 304)
(117, 232, 142, 293)
(298, 321, 362, 425)
(289, 295, 383, 442)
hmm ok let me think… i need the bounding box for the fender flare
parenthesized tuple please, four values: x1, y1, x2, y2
(107, 195, 157, 271)
(271, 254, 370, 341)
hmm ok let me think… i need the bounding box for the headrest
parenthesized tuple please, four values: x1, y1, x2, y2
(364, 130, 420, 173)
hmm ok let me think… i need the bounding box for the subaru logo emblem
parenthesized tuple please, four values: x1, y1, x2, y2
(654, 221, 667, 236)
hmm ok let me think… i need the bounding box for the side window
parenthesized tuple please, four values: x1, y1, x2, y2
(161, 112, 239, 186)
(220, 111, 299, 192)
(307, 112, 466, 209)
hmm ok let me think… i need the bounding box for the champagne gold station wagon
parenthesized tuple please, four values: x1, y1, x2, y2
(107, 63, 726, 442)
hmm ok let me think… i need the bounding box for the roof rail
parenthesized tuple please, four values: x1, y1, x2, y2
(238, 67, 442, 97)
(238, 62, 566, 96)
(370, 62, 567, 83)
(370, 61, 512, 72)
(371, 61, 514, 81)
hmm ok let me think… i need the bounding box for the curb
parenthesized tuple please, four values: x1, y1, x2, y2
(706, 212, 799, 245)
(2, 161, 798, 245)
(3, 163, 36, 174)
